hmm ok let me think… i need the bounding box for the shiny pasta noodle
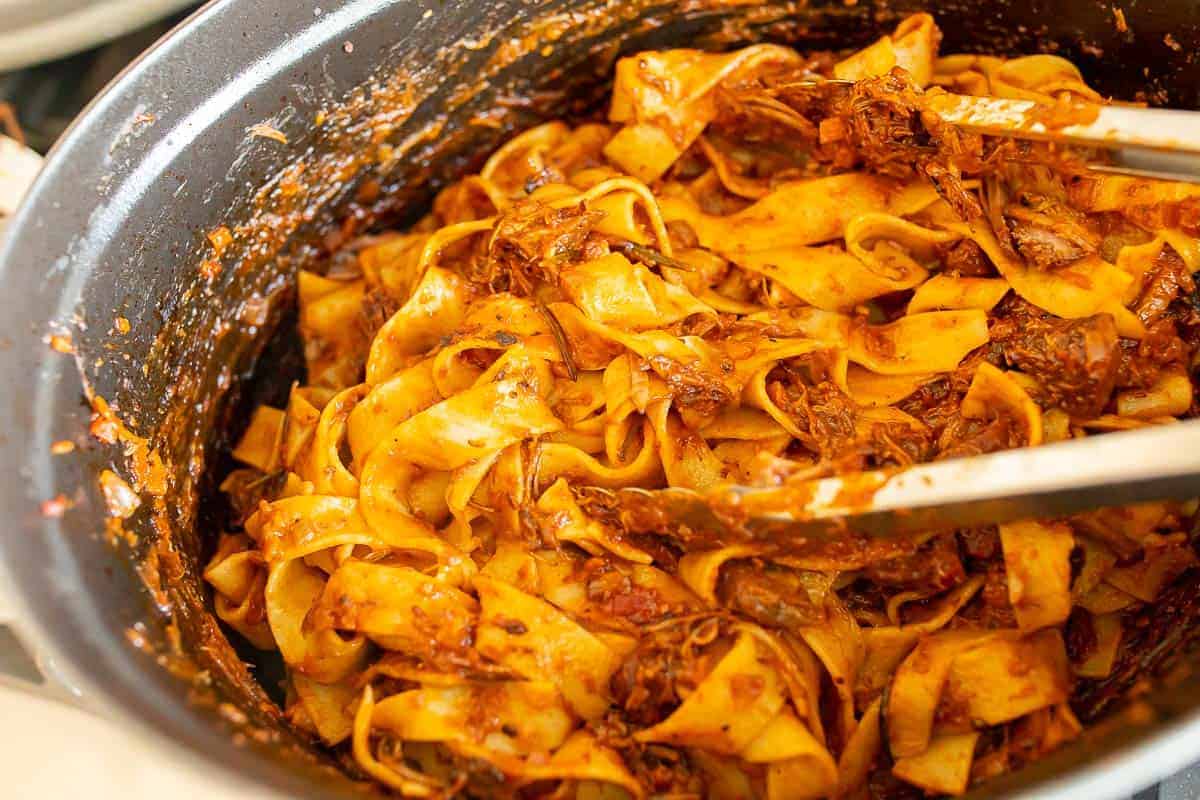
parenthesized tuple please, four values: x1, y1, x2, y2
(207, 14, 1200, 799)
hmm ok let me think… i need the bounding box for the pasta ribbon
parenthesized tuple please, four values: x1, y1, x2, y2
(473, 575, 623, 719)
(231, 406, 284, 472)
(721, 212, 957, 311)
(537, 478, 654, 563)
(311, 561, 477, 655)
(346, 359, 441, 470)
(856, 577, 985, 708)
(298, 271, 367, 388)
(518, 731, 645, 798)
(745, 713, 838, 800)
(204, 533, 274, 650)
(835, 13, 940, 86)
(605, 45, 800, 182)
(951, 219, 1145, 338)
(999, 520, 1073, 630)
(961, 363, 1044, 446)
(845, 367, 934, 407)
(205, 16, 1200, 797)
(370, 680, 573, 754)
(750, 307, 990, 374)
(373, 364, 562, 472)
(907, 275, 1009, 313)
(365, 266, 472, 385)
(886, 630, 994, 758)
(561, 253, 715, 330)
(837, 698, 882, 798)
(265, 559, 369, 683)
(891, 732, 980, 796)
(636, 632, 785, 753)
(292, 674, 357, 746)
(942, 630, 1070, 726)
(662, 174, 900, 253)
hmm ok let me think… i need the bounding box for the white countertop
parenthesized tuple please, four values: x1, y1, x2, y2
(0, 684, 265, 798)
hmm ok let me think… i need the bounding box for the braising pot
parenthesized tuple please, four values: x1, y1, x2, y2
(3, 0, 1200, 797)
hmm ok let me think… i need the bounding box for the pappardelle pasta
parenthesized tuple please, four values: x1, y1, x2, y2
(207, 14, 1200, 798)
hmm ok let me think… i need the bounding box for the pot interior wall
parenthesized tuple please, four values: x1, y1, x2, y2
(6, 0, 1200, 797)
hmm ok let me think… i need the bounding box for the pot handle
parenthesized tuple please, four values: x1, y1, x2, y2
(0, 580, 89, 708)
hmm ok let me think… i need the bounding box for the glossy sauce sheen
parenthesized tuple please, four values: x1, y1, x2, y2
(205, 14, 1200, 798)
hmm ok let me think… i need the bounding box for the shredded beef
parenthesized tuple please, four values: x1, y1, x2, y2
(1004, 193, 1099, 269)
(1134, 245, 1195, 325)
(863, 533, 966, 596)
(992, 297, 1119, 417)
(717, 561, 826, 629)
(358, 287, 401, 342)
(611, 625, 714, 727)
(936, 413, 1024, 459)
(650, 355, 735, 418)
(923, 160, 985, 220)
(897, 376, 964, 439)
(954, 561, 1017, 629)
(959, 525, 1001, 563)
(766, 364, 858, 461)
(1115, 317, 1188, 390)
(1073, 568, 1200, 722)
(937, 238, 995, 277)
(1065, 607, 1098, 664)
(838, 70, 944, 179)
(485, 199, 601, 294)
(866, 419, 934, 467)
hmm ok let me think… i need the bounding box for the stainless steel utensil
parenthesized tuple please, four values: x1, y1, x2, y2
(927, 91, 1200, 182)
(815, 79, 1200, 182)
(627, 420, 1200, 543)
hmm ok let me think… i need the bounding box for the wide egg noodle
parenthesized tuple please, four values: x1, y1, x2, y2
(907, 275, 1010, 313)
(604, 44, 801, 182)
(703, 212, 959, 312)
(291, 673, 358, 746)
(537, 477, 655, 563)
(298, 384, 368, 496)
(747, 307, 990, 375)
(660, 173, 902, 255)
(204, 533, 274, 650)
(634, 632, 786, 753)
(473, 574, 623, 719)
(999, 520, 1074, 631)
(310, 561, 477, 656)
(949, 219, 1145, 339)
(345, 359, 441, 471)
(297, 271, 367, 388)
(561, 252, 716, 330)
(835, 13, 940, 86)
(201, 14, 1200, 798)
(365, 264, 473, 385)
(264, 558, 369, 684)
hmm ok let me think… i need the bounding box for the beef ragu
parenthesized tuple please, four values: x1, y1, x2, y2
(204, 13, 1200, 799)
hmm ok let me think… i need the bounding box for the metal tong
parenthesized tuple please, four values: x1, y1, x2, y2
(927, 91, 1200, 182)
(624, 82, 1200, 544)
(817, 79, 1200, 183)
(627, 421, 1200, 543)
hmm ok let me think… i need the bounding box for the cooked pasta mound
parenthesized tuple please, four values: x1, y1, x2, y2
(206, 14, 1200, 798)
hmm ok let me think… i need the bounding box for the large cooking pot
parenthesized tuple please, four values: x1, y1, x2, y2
(4, 0, 1200, 797)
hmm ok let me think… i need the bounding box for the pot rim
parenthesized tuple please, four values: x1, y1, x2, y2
(2, 1, 1200, 797)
